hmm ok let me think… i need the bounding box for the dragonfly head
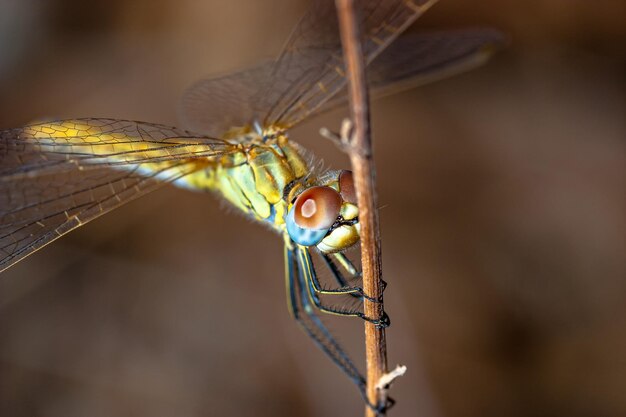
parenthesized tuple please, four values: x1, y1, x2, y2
(285, 170, 359, 253)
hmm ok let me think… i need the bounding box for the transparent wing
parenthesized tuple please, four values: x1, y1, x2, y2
(181, 0, 440, 135)
(179, 63, 274, 139)
(181, 27, 503, 136)
(326, 28, 506, 110)
(0, 118, 236, 271)
(259, 0, 440, 128)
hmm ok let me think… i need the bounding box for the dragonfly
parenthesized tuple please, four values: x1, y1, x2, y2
(0, 0, 502, 410)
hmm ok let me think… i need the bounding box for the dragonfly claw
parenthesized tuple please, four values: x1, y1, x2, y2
(359, 311, 391, 328)
(377, 311, 391, 328)
(363, 394, 396, 416)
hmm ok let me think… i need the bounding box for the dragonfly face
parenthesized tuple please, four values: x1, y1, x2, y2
(0, 0, 503, 408)
(285, 169, 360, 252)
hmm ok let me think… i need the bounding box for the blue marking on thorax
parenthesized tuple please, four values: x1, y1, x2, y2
(266, 204, 277, 224)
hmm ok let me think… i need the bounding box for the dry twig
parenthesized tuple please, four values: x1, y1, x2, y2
(334, 0, 392, 415)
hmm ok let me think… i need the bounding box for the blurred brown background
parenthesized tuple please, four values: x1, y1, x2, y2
(0, 1, 624, 416)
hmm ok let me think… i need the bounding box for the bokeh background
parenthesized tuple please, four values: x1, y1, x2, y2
(0, 1, 623, 416)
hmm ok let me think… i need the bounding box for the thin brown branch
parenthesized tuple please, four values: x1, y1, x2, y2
(334, 0, 391, 415)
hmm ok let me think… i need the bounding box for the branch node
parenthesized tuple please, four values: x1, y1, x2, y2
(375, 365, 407, 391)
(319, 118, 371, 158)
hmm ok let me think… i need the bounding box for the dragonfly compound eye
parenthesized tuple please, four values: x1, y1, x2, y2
(286, 186, 341, 246)
(294, 186, 341, 229)
(339, 170, 357, 204)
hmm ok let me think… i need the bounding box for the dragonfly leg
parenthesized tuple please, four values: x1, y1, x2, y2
(284, 244, 366, 390)
(285, 244, 392, 414)
(297, 248, 383, 303)
(297, 247, 390, 328)
(320, 253, 387, 303)
(331, 252, 388, 291)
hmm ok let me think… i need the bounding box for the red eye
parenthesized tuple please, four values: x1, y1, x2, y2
(294, 186, 342, 230)
(339, 170, 357, 204)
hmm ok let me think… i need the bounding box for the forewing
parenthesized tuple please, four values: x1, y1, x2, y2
(180, 63, 273, 139)
(327, 28, 506, 110)
(258, 0, 440, 128)
(181, 0, 439, 135)
(181, 26, 503, 136)
(0, 118, 235, 271)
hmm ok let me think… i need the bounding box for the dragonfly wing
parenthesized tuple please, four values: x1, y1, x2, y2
(259, 0, 440, 128)
(1, 118, 231, 177)
(368, 28, 505, 91)
(323, 28, 506, 111)
(180, 0, 439, 135)
(181, 26, 504, 136)
(0, 118, 236, 271)
(180, 63, 273, 138)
